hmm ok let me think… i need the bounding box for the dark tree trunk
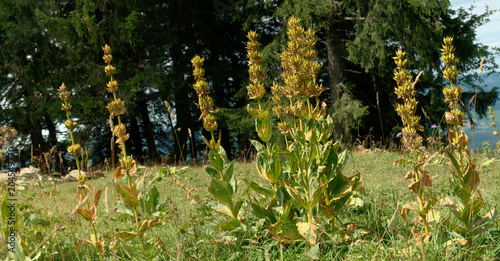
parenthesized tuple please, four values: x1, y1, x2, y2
(128, 113, 144, 160)
(138, 93, 158, 161)
(44, 114, 58, 147)
(325, 15, 349, 144)
(28, 110, 44, 157)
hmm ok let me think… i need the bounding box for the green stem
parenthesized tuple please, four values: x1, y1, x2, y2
(65, 101, 102, 260)
(127, 174, 146, 251)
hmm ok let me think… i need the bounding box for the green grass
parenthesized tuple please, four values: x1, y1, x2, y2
(2, 150, 500, 260)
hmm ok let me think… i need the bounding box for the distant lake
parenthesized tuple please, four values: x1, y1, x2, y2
(462, 72, 500, 151)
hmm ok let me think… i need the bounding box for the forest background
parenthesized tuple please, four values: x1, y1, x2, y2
(1, 0, 499, 169)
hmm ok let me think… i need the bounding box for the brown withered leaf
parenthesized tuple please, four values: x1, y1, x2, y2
(77, 185, 85, 204)
(404, 170, 414, 180)
(401, 201, 419, 225)
(76, 238, 85, 252)
(115, 133, 130, 145)
(420, 170, 432, 187)
(447, 129, 456, 146)
(408, 180, 421, 193)
(76, 208, 93, 222)
(72, 193, 91, 215)
(457, 131, 469, 149)
(114, 166, 125, 182)
(465, 166, 480, 191)
(82, 184, 95, 196)
(297, 222, 318, 246)
(445, 111, 459, 125)
(94, 190, 102, 210)
(96, 239, 106, 256)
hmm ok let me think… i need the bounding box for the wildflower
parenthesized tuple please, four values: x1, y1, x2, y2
(431, 124, 437, 129)
(136, 216, 140, 221)
(106, 80, 118, 93)
(396, 132, 403, 138)
(67, 144, 81, 158)
(104, 65, 116, 76)
(69, 216, 73, 221)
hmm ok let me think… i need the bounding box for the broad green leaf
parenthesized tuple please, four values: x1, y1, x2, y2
(251, 203, 277, 224)
(223, 160, 235, 182)
(116, 185, 138, 208)
(461, 197, 484, 224)
(268, 153, 282, 184)
(444, 149, 462, 176)
(232, 199, 244, 219)
(208, 150, 224, 172)
(205, 166, 220, 179)
(220, 220, 242, 231)
(138, 219, 160, 237)
(250, 139, 266, 153)
(140, 185, 159, 215)
(256, 118, 272, 142)
(116, 200, 135, 217)
(114, 231, 137, 242)
(211, 202, 235, 219)
(208, 179, 234, 206)
(249, 181, 275, 197)
(280, 200, 293, 220)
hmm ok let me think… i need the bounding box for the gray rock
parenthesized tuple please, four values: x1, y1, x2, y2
(62, 170, 84, 182)
(18, 166, 41, 179)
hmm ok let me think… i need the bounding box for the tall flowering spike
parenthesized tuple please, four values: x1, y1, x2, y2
(57, 83, 84, 181)
(393, 50, 423, 151)
(191, 55, 218, 132)
(245, 30, 266, 100)
(441, 36, 459, 84)
(280, 16, 323, 100)
(442, 37, 466, 149)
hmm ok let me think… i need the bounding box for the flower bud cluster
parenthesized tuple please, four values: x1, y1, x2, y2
(57, 83, 83, 172)
(191, 55, 218, 132)
(278, 17, 323, 100)
(102, 44, 136, 177)
(441, 37, 468, 149)
(488, 106, 500, 150)
(393, 50, 423, 151)
(246, 31, 266, 100)
(441, 37, 459, 84)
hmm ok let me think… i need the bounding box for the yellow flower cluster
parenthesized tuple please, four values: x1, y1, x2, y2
(488, 106, 500, 149)
(393, 50, 423, 151)
(441, 37, 468, 149)
(270, 16, 325, 130)
(102, 44, 136, 179)
(246, 31, 266, 101)
(279, 17, 323, 99)
(191, 55, 218, 133)
(57, 83, 84, 182)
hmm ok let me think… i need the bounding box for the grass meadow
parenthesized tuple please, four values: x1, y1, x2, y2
(2, 149, 499, 260)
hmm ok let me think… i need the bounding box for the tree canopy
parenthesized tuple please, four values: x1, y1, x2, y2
(0, 0, 498, 165)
